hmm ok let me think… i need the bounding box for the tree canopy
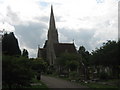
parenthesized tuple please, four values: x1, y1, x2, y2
(2, 32, 21, 56)
(90, 40, 119, 66)
(22, 49, 29, 58)
(2, 55, 34, 89)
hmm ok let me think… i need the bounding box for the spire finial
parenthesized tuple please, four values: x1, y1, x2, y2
(49, 4, 56, 29)
(51, 5, 53, 16)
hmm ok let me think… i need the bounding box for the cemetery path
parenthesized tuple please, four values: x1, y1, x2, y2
(41, 75, 87, 88)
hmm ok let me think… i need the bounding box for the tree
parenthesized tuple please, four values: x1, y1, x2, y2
(2, 32, 21, 56)
(2, 55, 34, 90)
(56, 53, 80, 74)
(78, 46, 90, 80)
(22, 49, 29, 58)
(2, 32, 34, 89)
(66, 60, 79, 71)
(78, 46, 90, 65)
(89, 40, 119, 79)
(30, 58, 47, 80)
(31, 58, 47, 73)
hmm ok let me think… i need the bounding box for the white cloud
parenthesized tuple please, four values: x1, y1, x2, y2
(0, 0, 119, 58)
(0, 22, 15, 32)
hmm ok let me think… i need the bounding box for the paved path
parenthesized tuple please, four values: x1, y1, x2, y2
(41, 75, 87, 88)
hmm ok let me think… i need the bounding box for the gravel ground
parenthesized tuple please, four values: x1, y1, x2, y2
(41, 75, 88, 88)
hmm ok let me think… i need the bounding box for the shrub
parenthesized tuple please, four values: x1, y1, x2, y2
(69, 71, 79, 80)
(99, 72, 109, 80)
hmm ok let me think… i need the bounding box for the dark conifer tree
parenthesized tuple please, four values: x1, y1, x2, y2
(2, 32, 21, 56)
(22, 49, 29, 58)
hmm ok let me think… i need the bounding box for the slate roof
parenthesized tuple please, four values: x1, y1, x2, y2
(54, 43, 77, 57)
(38, 43, 77, 59)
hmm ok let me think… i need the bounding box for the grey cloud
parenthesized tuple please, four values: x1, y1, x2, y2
(58, 28, 96, 51)
(34, 16, 49, 23)
(34, 15, 63, 24)
(56, 16, 64, 22)
(15, 21, 47, 50)
(95, 20, 112, 28)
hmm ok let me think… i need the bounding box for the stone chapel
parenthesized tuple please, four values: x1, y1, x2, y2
(37, 6, 77, 65)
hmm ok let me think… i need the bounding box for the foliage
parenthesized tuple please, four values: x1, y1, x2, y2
(78, 46, 90, 80)
(2, 32, 21, 56)
(90, 40, 119, 66)
(56, 53, 80, 72)
(69, 71, 79, 80)
(80, 82, 118, 88)
(78, 46, 90, 65)
(89, 40, 119, 79)
(2, 55, 34, 89)
(66, 60, 79, 71)
(30, 58, 48, 73)
(22, 49, 29, 58)
(99, 72, 109, 80)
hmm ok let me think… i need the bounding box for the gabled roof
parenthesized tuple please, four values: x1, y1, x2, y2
(38, 48, 46, 59)
(54, 43, 77, 57)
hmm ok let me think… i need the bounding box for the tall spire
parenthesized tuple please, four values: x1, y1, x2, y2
(48, 5, 59, 43)
(49, 5, 56, 29)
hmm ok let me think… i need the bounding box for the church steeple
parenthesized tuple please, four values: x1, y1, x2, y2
(49, 5, 56, 29)
(48, 5, 59, 43)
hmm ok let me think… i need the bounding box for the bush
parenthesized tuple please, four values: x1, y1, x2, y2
(2, 55, 34, 89)
(69, 71, 79, 80)
(99, 72, 109, 80)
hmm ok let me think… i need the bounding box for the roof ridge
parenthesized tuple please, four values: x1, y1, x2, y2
(55, 43, 74, 45)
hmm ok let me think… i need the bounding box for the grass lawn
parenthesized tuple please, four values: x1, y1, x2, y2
(30, 81, 48, 88)
(2, 78, 48, 90)
(80, 82, 119, 89)
(29, 78, 48, 88)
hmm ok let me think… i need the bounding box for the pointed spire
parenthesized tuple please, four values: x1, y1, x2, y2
(51, 5, 53, 15)
(49, 5, 56, 29)
(48, 5, 59, 43)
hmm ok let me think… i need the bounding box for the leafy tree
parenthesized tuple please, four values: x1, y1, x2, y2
(31, 58, 47, 74)
(2, 32, 35, 90)
(90, 40, 118, 66)
(56, 53, 80, 73)
(89, 40, 119, 79)
(78, 46, 90, 65)
(22, 49, 29, 58)
(2, 55, 34, 90)
(29, 58, 48, 80)
(78, 46, 90, 80)
(66, 60, 79, 71)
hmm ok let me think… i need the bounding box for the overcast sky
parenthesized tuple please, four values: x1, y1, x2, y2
(0, 0, 119, 58)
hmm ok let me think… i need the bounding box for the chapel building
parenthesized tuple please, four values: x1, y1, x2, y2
(37, 6, 77, 65)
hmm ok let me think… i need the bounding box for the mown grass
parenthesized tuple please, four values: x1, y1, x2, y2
(80, 82, 119, 89)
(30, 78, 48, 88)
(2, 78, 48, 90)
